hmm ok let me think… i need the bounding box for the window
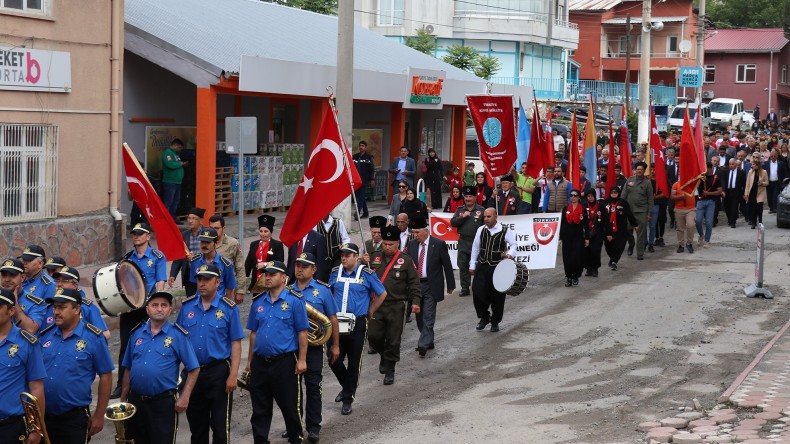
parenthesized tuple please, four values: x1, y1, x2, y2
(667, 36, 678, 54)
(377, 0, 404, 26)
(704, 65, 715, 83)
(0, 124, 58, 223)
(618, 36, 629, 55)
(783, 65, 788, 84)
(1, 0, 44, 13)
(736, 64, 756, 83)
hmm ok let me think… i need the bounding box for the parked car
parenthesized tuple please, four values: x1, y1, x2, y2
(778, 178, 790, 228)
(742, 110, 755, 129)
(551, 106, 613, 126)
(709, 98, 744, 130)
(667, 103, 711, 133)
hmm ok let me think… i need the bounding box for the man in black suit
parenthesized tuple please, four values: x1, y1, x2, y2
(407, 216, 455, 357)
(767, 107, 778, 124)
(665, 149, 679, 228)
(286, 229, 328, 283)
(723, 158, 746, 228)
(763, 150, 789, 213)
(168, 207, 205, 296)
(737, 152, 751, 220)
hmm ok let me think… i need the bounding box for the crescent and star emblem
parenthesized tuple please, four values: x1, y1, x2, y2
(300, 138, 345, 193)
(536, 224, 554, 243)
(432, 221, 449, 236)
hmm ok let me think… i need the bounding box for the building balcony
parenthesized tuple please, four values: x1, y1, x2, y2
(489, 77, 678, 106)
(452, 12, 578, 49)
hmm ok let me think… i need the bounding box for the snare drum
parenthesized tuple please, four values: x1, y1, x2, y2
(492, 259, 529, 296)
(93, 261, 148, 316)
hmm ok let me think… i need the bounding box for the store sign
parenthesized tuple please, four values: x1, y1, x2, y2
(404, 68, 445, 109)
(0, 46, 71, 93)
(678, 66, 703, 88)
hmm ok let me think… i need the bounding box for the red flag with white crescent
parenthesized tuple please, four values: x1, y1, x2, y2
(121, 143, 186, 261)
(650, 108, 670, 197)
(429, 215, 459, 241)
(280, 101, 362, 247)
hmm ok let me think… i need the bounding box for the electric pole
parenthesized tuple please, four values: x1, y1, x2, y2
(638, 0, 651, 144)
(336, 0, 354, 225)
(696, 0, 706, 104)
(625, 14, 632, 111)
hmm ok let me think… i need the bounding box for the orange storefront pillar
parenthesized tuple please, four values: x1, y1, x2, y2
(450, 106, 466, 168)
(388, 103, 406, 203)
(196, 87, 218, 220)
(309, 99, 326, 146)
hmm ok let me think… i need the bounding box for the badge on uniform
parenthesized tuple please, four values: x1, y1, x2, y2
(257, 306, 264, 313)
(312, 289, 319, 297)
(47, 316, 53, 324)
(163, 337, 173, 348)
(8, 344, 19, 357)
(30, 286, 37, 293)
(215, 309, 224, 320)
(280, 301, 289, 311)
(188, 312, 194, 319)
(397, 258, 405, 265)
(75, 340, 86, 352)
(147, 259, 154, 268)
(135, 338, 143, 346)
(43, 341, 51, 348)
(395, 272, 400, 278)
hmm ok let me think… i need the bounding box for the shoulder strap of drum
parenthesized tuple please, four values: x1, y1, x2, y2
(340, 265, 364, 315)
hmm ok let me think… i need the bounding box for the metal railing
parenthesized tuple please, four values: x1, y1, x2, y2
(0, 124, 58, 223)
(488, 77, 678, 105)
(554, 18, 578, 29)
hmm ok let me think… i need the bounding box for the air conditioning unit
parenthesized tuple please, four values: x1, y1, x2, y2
(424, 24, 435, 34)
(702, 90, 715, 99)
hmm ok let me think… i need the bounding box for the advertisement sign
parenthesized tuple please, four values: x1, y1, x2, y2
(144, 127, 197, 179)
(0, 46, 71, 93)
(678, 67, 703, 88)
(430, 212, 561, 270)
(467, 95, 518, 177)
(404, 67, 445, 109)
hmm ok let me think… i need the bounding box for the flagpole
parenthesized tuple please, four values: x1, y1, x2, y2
(326, 89, 368, 251)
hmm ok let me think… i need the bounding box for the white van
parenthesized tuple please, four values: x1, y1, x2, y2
(708, 98, 744, 130)
(667, 103, 711, 132)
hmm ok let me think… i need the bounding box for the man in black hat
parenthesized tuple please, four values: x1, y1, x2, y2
(488, 175, 521, 215)
(43, 256, 66, 278)
(451, 186, 486, 297)
(364, 216, 387, 259)
(316, 213, 350, 269)
(367, 226, 420, 385)
(169, 207, 206, 292)
(121, 290, 200, 444)
(286, 228, 327, 284)
(407, 216, 455, 356)
(1, 258, 42, 334)
(245, 215, 285, 292)
(0, 287, 46, 443)
(18, 245, 55, 334)
(39, 288, 114, 442)
(189, 228, 237, 299)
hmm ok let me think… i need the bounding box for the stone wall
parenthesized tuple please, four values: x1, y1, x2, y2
(0, 211, 121, 266)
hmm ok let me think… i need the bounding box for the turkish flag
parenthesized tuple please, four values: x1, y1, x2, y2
(121, 143, 186, 261)
(525, 104, 545, 178)
(650, 108, 670, 198)
(467, 95, 517, 177)
(568, 112, 580, 187)
(280, 102, 362, 247)
(606, 120, 617, 194)
(429, 215, 459, 241)
(679, 107, 704, 194)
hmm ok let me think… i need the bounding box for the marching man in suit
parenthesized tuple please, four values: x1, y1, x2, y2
(406, 216, 455, 357)
(286, 229, 328, 283)
(724, 158, 746, 228)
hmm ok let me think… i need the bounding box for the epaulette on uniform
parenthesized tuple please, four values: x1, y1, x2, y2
(25, 294, 43, 305)
(221, 296, 236, 307)
(362, 267, 374, 275)
(287, 288, 303, 299)
(85, 323, 103, 336)
(41, 274, 52, 285)
(38, 324, 56, 336)
(120, 251, 133, 261)
(174, 323, 189, 335)
(152, 249, 164, 260)
(129, 321, 145, 334)
(20, 329, 38, 344)
(82, 298, 93, 306)
(221, 256, 232, 267)
(315, 280, 331, 288)
(188, 253, 202, 263)
(182, 294, 197, 303)
(331, 265, 340, 272)
(252, 292, 264, 301)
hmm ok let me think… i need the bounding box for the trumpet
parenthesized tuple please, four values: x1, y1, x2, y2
(105, 402, 137, 444)
(20, 392, 50, 444)
(237, 370, 251, 391)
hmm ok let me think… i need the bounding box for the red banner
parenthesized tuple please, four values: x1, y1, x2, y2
(467, 95, 517, 177)
(121, 143, 187, 261)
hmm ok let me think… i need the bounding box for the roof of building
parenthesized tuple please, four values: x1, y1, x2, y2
(603, 16, 688, 24)
(704, 29, 789, 53)
(568, 0, 640, 12)
(125, 0, 482, 83)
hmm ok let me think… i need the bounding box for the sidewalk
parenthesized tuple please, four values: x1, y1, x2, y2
(639, 317, 790, 443)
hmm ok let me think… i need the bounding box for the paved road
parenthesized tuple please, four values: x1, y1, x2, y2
(89, 203, 789, 443)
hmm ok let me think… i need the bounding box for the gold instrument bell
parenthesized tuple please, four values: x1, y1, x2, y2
(20, 392, 51, 444)
(105, 402, 137, 444)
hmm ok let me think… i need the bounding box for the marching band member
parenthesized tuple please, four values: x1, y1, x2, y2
(469, 208, 517, 333)
(189, 228, 237, 300)
(328, 244, 387, 415)
(19, 245, 55, 334)
(42, 257, 66, 278)
(245, 261, 308, 444)
(1, 258, 42, 335)
(43, 266, 110, 340)
(39, 288, 113, 443)
(121, 291, 200, 444)
(283, 253, 340, 443)
(177, 264, 244, 444)
(0, 287, 46, 444)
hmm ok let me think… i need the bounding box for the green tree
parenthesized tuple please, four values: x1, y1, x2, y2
(405, 28, 437, 55)
(262, 0, 337, 15)
(474, 55, 502, 80)
(441, 44, 479, 72)
(707, 0, 783, 28)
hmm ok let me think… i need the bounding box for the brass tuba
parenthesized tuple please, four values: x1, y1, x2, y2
(305, 302, 332, 346)
(20, 392, 50, 444)
(105, 402, 137, 443)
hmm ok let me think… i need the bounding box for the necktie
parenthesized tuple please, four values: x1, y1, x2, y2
(296, 239, 304, 257)
(418, 242, 426, 278)
(730, 171, 735, 189)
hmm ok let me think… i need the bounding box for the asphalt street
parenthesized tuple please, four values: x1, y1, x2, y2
(89, 202, 790, 443)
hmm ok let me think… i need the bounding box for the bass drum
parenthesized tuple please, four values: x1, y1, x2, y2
(492, 258, 529, 296)
(93, 261, 147, 316)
